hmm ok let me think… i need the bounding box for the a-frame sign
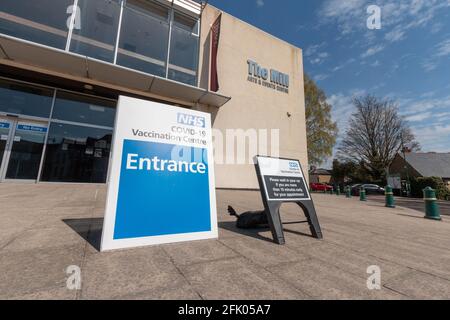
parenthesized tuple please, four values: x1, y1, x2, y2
(254, 156, 323, 244)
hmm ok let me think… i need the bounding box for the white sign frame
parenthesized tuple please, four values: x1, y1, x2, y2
(101, 96, 218, 251)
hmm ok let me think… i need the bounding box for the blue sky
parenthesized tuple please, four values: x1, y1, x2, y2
(209, 0, 450, 167)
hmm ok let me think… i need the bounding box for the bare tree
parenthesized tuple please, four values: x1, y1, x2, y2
(338, 95, 420, 181)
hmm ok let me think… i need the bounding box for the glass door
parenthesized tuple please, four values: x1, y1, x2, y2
(1, 120, 48, 181)
(0, 118, 14, 179)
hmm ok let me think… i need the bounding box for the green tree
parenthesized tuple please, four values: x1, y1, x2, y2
(331, 159, 356, 184)
(304, 74, 338, 165)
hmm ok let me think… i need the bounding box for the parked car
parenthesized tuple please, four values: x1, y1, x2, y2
(351, 184, 385, 196)
(310, 183, 333, 192)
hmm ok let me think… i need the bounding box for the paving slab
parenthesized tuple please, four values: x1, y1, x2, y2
(162, 240, 239, 266)
(0, 244, 84, 298)
(384, 271, 450, 299)
(4, 286, 78, 300)
(80, 246, 190, 300)
(178, 257, 307, 300)
(219, 236, 304, 267)
(1, 226, 87, 253)
(271, 259, 405, 300)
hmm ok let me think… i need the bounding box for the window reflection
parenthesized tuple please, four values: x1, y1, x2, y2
(6, 122, 47, 180)
(52, 91, 116, 127)
(69, 0, 121, 63)
(41, 123, 112, 183)
(168, 13, 199, 86)
(116, 0, 169, 77)
(0, 79, 53, 118)
(0, 0, 73, 49)
(0, 121, 9, 169)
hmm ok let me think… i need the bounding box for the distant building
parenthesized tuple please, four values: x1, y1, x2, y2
(309, 168, 332, 184)
(389, 152, 450, 189)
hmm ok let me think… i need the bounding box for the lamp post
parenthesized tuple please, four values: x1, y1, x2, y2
(401, 133, 411, 198)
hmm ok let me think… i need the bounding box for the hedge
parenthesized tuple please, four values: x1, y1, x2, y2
(410, 177, 449, 200)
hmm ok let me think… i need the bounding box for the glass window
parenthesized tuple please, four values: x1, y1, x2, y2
(127, 0, 169, 20)
(52, 91, 116, 127)
(0, 0, 74, 49)
(69, 0, 121, 63)
(168, 14, 199, 86)
(173, 12, 199, 34)
(5, 122, 47, 180)
(0, 120, 12, 170)
(168, 68, 197, 87)
(41, 123, 112, 183)
(0, 79, 54, 118)
(116, 0, 169, 78)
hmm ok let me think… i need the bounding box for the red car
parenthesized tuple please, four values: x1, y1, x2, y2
(310, 183, 333, 192)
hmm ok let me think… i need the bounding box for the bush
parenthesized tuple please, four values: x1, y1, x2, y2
(410, 177, 449, 200)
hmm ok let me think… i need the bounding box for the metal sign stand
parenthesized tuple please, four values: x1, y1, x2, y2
(255, 156, 323, 245)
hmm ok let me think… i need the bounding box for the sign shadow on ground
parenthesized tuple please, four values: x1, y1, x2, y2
(63, 218, 104, 252)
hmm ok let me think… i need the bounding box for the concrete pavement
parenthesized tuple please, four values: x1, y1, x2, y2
(1, 184, 450, 299)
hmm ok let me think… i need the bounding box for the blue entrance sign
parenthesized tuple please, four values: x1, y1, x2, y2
(0, 122, 10, 129)
(114, 140, 211, 240)
(101, 96, 218, 251)
(17, 124, 47, 133)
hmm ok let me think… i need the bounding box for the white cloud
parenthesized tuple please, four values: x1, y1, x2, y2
(436, 39, 450, 57)
(310, 52, 330, 65)
(328, 93, 354, 133)
(422, 60, 438, 72)
(370, 60, 381, 67)
(400, 95, 450, 119)
(385, 28, 406, 42)
(320, 0, 365, 19)
(420, 91, 436, 98)
(331, 58, 356, 72)
(304, 43, 326, 57)
(319, 0, 366, 35)
(318, 0, 450, 46)
(422, 39, 450, 72)
(431, 22, 444, 34)
(256, 0, 264, 8)
(411, 124, 450, 152)
(361, 45, 385, 58)
(405, 112, 432, 122)
(313, 74, 330, 82)
(327, 89, 366, 136)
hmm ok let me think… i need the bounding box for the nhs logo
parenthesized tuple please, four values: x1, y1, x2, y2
(289, 161, 300, 171)
(177, 113, 205, 128)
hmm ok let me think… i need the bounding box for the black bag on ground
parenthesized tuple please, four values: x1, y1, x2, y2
(228, 206, 269, 229)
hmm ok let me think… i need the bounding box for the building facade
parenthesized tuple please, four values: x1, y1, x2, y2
(390, 153, 450, 190)
(0, 0, 308, 189)
(309, 168, 332, 185)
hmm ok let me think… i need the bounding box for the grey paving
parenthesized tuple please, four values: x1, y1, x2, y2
(1, 183, 450, 300)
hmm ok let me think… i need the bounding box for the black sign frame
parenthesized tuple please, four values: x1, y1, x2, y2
(254, 156, 323, 244)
